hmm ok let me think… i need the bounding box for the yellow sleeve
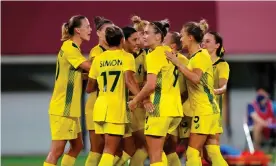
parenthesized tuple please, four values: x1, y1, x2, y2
(218, 62, 230, 80)
(190, 53, 209, 73)
(89, 45, 102, 60)
(178, 53, 189, 65)
(146, 52, 162, 75)
(64, 45, 87, 69)
(88, 57, 99, 79)
(124, 53, 136, 72)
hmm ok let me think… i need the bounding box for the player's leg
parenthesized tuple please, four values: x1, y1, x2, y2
(130, 109, 148, 166)
(44, 115, 71, 165)
(85, 130, 104, 166)
(164, 135, 180, 166)
(61, 118, 84, 166)
(145, 116, 174, 166)
(205, 114, 228, 166)
(98, 123, 124, 166)
(178, 116, 192, 160)
(44, 140, 67, 165)
(130, 129, 148, 166)
(165, 117, 182, 166)
(186, 115, 209, 166)
(114, 141, 123, 165)
(85, 111, 105, 166)
(61, 133, 83, 166)
(116, 135, 136, 166)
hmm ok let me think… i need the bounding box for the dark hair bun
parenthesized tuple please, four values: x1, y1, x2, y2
(94, 16, 113, 30)
(152, 19, 170, 37)
(105, 26, 124, 47)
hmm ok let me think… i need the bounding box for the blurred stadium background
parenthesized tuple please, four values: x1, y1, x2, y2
(1, 1, 276, 166)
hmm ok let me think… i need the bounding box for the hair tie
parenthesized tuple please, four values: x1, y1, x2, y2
(220, 46, 225, 55)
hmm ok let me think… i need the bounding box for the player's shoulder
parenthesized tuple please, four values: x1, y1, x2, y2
(214, 58, 229, 68)
(122, 50, 134, 60)
(61, 40, 79, 52)
(90, 45, 107, 57)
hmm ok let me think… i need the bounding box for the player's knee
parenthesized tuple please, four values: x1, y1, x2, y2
(50, 146, 64, 159)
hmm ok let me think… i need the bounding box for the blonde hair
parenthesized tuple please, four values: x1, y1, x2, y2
(198, 19, 209, 34)
(184, 19, 209, 43)
(131, 15, 149, 31)
(61, 22, 71, 41)
(60, 15, 86, 41)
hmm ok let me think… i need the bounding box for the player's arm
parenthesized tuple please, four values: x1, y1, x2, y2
(178, 65, 202, 85)
(64, 45, 91, 72)
(125, 71, 140, 95)
(166, 51, 205, 85)
(86, 79, 98, 93)
(131, 53, 160, 106)
(132, 74, 157, 104)
(124, 54, 140, 95)
(214, 63, 230, 95)
(86, 57, 98, 93)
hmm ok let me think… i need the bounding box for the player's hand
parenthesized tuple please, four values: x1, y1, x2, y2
(128, 100, 138, 111)
(143, 99, 154, 113)
(165, 51, 179, 66)
(214, 89, 220, 95)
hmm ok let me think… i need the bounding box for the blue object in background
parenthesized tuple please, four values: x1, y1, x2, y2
(220, 144, 242, 157)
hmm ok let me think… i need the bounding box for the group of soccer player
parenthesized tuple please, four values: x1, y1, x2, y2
(43, 14, 230, 166)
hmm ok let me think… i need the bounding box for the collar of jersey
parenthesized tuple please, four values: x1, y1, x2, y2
(190, 49, 202, 58)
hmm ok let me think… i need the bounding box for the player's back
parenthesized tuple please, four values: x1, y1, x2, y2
(146, 45, 183, 117)
(49, 40, 85, 117)
(92, 49, 134, 123)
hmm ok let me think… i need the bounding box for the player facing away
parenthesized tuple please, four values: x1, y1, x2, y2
(202, 31, 230, 165)
(128, 19, 184, 166)
(85, 16, 113, 166)
(86, 25, 140, 166)
(113, 26, 142, 166)
(163, 31, 189, 166)
(165, 19, 228, 166)
(44, 15, 92, 166)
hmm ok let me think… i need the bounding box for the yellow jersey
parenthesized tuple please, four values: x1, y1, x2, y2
(186, 49, 219, 116)
(176, 53, 192, 116)
(146, 45, 183, 117)
(177, 53, 189, 94)
(49, 40, 87, 117)
(134, 49, 147, 87)
(89, 49, 136, 123)
(85, 45, 107, 115)
(213, 58, 230, 110)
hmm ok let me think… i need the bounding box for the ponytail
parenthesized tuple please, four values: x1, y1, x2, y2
(61, 22, 71, 41)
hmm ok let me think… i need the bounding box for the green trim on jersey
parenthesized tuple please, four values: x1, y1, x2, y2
(201, 72, 218, 114)
(63, 66, 76, 116)
(152, 72, 162, 117)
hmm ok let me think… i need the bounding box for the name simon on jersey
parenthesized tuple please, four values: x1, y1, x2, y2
(100, 59, 123, 67)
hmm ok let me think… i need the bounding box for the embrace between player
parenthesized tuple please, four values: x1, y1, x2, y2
(44, 14, 229, 166)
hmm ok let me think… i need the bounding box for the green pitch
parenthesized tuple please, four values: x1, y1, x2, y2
(1, 156, 86, 166)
